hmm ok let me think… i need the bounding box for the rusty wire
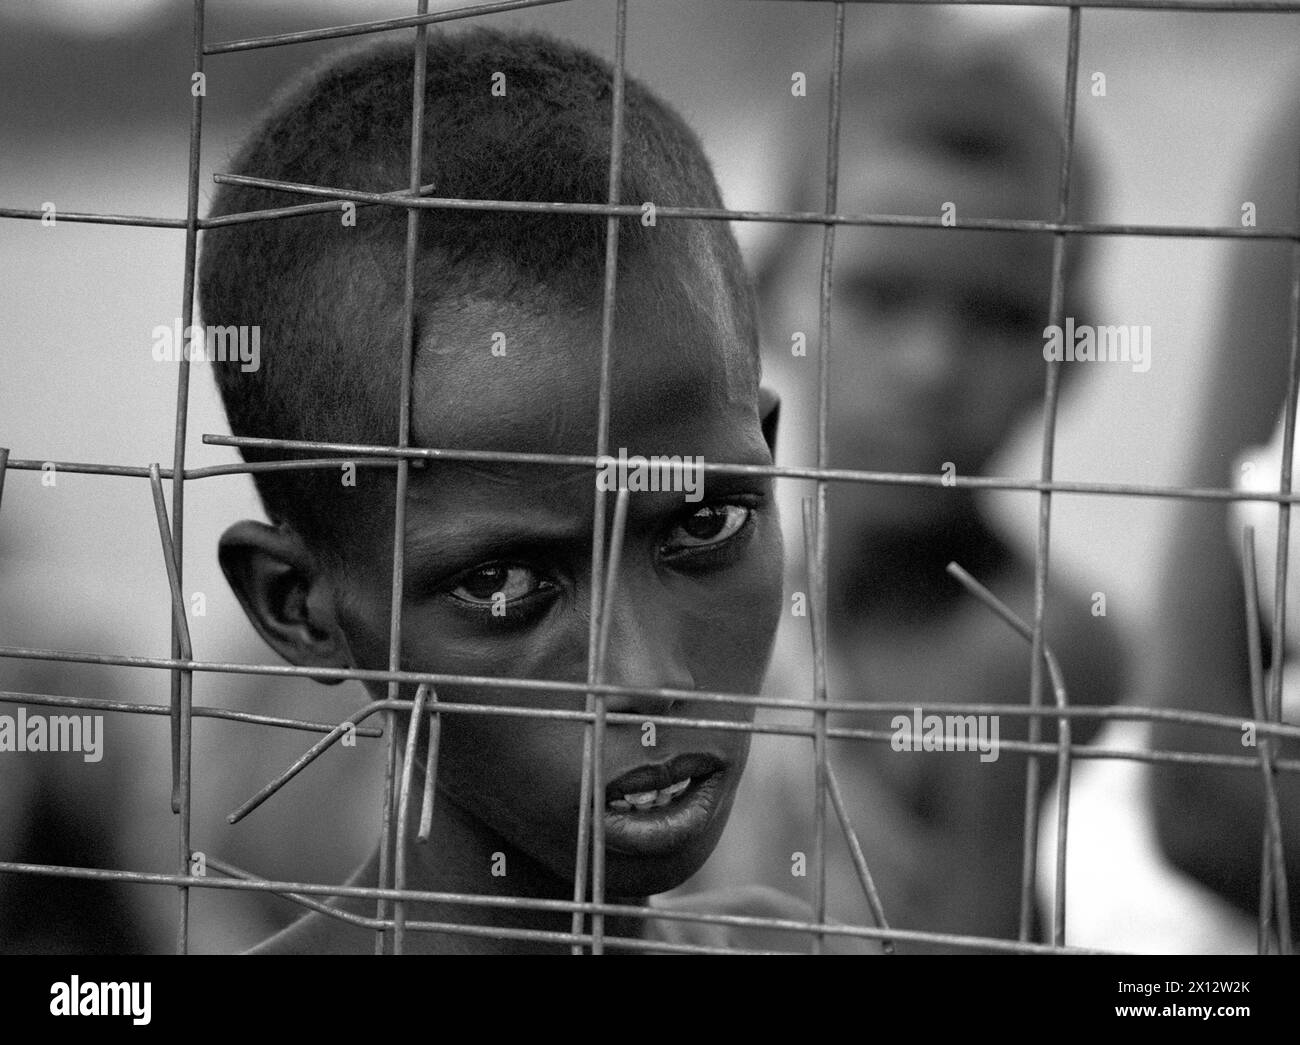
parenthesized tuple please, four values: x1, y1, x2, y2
(2, 0, 1300, 955)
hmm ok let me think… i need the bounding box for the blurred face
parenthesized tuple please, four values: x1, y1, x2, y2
(773, 140, 1056, 532)
(331, 252, 783, 897)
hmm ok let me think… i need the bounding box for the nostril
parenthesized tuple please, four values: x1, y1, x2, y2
(598, 612, 694, 716)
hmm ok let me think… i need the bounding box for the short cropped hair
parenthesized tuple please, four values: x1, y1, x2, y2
(199, 27, 756, 552)
(760, 26, 1098, 297)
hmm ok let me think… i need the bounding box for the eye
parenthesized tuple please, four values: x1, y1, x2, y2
(448, 563, 550, 607)
(662, 504, 753, 555)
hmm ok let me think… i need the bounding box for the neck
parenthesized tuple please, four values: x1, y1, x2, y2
(267, 782, 647, 954)
(829, 493, 1012, 632)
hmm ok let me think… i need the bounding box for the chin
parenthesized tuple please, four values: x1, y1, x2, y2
(603, 846, 715, 899)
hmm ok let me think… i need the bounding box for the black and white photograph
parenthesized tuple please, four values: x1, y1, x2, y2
(0, 0, 1296, 1014)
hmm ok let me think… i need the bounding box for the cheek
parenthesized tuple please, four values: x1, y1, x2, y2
(440, 710, 578, 803)
(332, 577, 399, 674)
(335, 581, 592, 783)
(683, 523, 784, 694)
(960, 356, 1042, 442)
(402, 608, 591, 697)
(435, 695, 587, 866)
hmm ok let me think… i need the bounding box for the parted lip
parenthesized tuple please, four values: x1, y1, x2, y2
(603, 753, 723, 803)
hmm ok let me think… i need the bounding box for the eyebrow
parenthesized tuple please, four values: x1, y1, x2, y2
(402, 462, 771, 563)
(402, 500, 592, 572)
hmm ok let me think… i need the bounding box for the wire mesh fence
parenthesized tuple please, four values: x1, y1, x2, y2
(2, 0, 1299, 955)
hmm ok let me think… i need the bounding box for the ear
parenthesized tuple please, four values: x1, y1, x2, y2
(218, 520, 351, 684)
(759, 385, 781, 458)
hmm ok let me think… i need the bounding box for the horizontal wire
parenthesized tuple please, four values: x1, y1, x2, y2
(198, 437, 1300, 504)
(230, 700, 1300, 823)
(202, 856, 798, 955)
(198, 0, 1300, 60)
(778, 0, 1300, 8)
(187, 457, 400, 479)
(388, 921, 795, 955)
(229, 704, 394, 822)
(1, 457, 399, 481)
(206, 856, 383, 931)
(204, 0, 577, 54)
(0, 860, 1114, 954)
(203, 182, 438, 228)
(0, 208, 187, 229)
(211, 172, 1300, 241)
(2, 646, 1296, 742)
(8, 0, 1299, 954)
(199, 0, 1300, 59)
(0, 183, 439, 232)
(12, 443, 1300, 506)
(9, 192, 1299, 243)
(0, 689, 382, 737)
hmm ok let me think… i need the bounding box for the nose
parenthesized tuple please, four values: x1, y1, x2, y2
(890, 303, 965, 394)
(596, 594, 692, 719)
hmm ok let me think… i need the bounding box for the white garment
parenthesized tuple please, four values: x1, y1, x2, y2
(1036, 720, 1256, 953)
(1232, 410, 1300, 720)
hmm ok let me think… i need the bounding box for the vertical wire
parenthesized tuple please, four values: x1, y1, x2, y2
(392, 683, 429, 951)
(417, 687, 441, 842)
(1260, 144, 1300, 955)
(810, 1, 846, 956)
(0, 448, 8, 516)
(21, 0, 1293, 963)
(376, 721, 399, 951)
(148, 466, 195, 952)
(570, 0, 628, 955)
(590, 487, 630, 954)
(148, 466, 195, 688)
(148, 462, 199, 947)
(802, 497, 832, 954)
(823, 760, 893, 952)
(378, 0, 430, 956)
(1242, 527, 1287, 953)
(943, 559, 1071, 944)
(170, 0, 206, 955)
(1018, 5, 1081, 945)
(1049, 647, 1073, 946)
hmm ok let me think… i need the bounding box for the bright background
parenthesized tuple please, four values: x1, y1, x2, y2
(2, 0, 1298, 952)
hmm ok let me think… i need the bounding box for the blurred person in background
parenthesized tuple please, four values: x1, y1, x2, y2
(689, 18, 1126, 950)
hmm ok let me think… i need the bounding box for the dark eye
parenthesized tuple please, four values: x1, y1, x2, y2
(662, 504, 752, 554)
(448, 563, 548, 606)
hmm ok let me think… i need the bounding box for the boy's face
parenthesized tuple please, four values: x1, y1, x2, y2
(331, 250, 783, 897)
(774, 136, 1056, 532)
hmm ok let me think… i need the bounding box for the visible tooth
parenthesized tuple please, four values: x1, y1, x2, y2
(625, 790, 657, 807)
(665, 778, 691, 796)
(608, 798, 632, 812)
(652, 791, 673, 807)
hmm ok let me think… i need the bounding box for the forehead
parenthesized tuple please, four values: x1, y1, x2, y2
(410, 245, 755, 458)
(841, 142, 1058, 219)
(392, 250, 766, 539)
(827, 133, 1057, 302)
